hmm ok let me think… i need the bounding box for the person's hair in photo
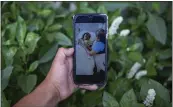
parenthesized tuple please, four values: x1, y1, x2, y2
(81, 32, 91, 40)
(96, 29, 106, 44)
(96, 28, 105, 36)
(98, 29, 105, 35)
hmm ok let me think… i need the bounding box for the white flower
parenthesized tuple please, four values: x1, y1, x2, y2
(126, 43, 141, 52)
(135, 70, 147, 80)
(109, 16, 123, 36)
(148, 89, 156, 96)
(69, 2, 76, 12)
(126, 47, 130, 51)
(127, 62, 142, 79)
(111, 16, 124, 28)
(81, 90, 86, 94)
(109, 27, 118, 36)
(143, 58, 146, 63)
(120, 29, 130, 37)
(143, 89, 156, 107)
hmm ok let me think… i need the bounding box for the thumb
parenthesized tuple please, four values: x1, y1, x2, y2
(54, 48, 74, 64)
(63, 48, 74, 57)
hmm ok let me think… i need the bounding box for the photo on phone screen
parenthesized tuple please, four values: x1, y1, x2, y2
(73, 14, 107, 84)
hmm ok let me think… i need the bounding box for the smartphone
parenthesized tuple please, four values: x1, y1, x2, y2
(73, 14, 108, 87)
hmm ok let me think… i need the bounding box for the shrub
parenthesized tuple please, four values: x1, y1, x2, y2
(1, 1, 172, 107)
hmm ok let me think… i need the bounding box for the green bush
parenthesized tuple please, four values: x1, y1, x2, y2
(1, 1, 172, 107)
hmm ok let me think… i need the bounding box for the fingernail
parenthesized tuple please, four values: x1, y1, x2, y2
(69, 48, 74, 52)
(92, 84, 98, 89)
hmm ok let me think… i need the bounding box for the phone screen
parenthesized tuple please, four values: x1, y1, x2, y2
(73, 14, 107, 85)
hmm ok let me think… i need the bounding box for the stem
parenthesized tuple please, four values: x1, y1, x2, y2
(25, 55, 29, 74)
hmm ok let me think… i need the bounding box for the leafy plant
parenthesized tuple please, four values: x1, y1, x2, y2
(1, 1, 172, 107)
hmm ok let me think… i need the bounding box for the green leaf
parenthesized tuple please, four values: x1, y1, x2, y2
(55, 32, 72, 46)
(152, 2, 160, 12)
(139, 2, 153, 11)
(137, 12, 146, 26)
(38, 9, 52, 17)
(2, 92, 10, 107)
(24, 2, 39, 13)
(2, 66, 14, 90)
(140, 79, 170, 106)
(5, 22, 17, 40)
(152, 2, 168, 14)
(39, 43, 58, 64)
(45, 32, 56, 43)
(10, 2, 17, 19)
(108, 39, 114, 52)
(13, 65, 24, 73)
(39, 61, 52, 76)
(127, 43, 143, 52)
(145, 33, 156, 49)
(109, 9, 120, 24)
(132, 103, 145, 107)
(45, 32, 72, 45)
(97, 5, 107, 14)
(80, 8, 96, 13)
(25, 32, 41, 54)
(2, 46, 18, 65)
(113, 36, 128, 51)
(158, 49, 172, 60)
(83, 91, 102, 107)
(16, 16, 26, 45)
(103, 91, 119, 107)
(79, 2, 88, 9)
(155, 95, 172, 107)
(108, 78, 132, 102)
(38, 9, 53, 17)
(46, 14, 55, 27)
(135, 77, 149, 89)
(103, 2, 129, 12)
(128, 17, 137, 25)
(130, 37, 144, 52)
(17, 74, 37, 94)
(120, 89, 137, 107)
(2, 40, 17, 46)
(128, 52, 143, 63)
(55, 14, 66, 19)
(28, 61, 39, 72)
(146, 13, 167, 45)
(108, 68, 117, 81)
(27, 19, 44, 31)
(46, 24, 62, 32)
(145, 55, 157, 76)
(38, 43, 53, 58)
(63, 17, 73, 37)
(13, 48, 26, 65)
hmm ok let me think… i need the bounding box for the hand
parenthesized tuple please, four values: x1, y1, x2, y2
(45, 48, 98, 102)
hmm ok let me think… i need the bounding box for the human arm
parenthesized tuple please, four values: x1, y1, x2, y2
(13, 48, 97, 107)
(13, 78, 60, 107)
(89, 42, 104, 56)
(89, 50, 97, 56)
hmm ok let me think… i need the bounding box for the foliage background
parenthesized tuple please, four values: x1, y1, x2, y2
(1, 1, 172, 107)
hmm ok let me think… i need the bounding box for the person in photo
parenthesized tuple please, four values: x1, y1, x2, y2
(78, 32, 92, 50)
(89, 29, 106, 56)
